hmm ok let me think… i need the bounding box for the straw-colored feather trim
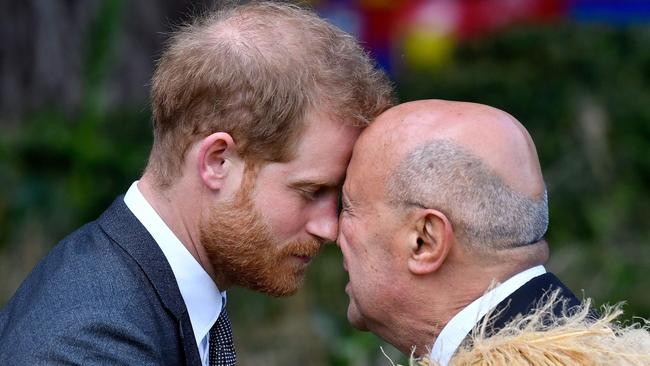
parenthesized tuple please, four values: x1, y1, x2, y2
(407, 290, 650, 365)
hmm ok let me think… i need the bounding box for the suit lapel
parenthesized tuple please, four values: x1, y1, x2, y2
(488, 272, 581, 332)
(98, 196, 202, 366)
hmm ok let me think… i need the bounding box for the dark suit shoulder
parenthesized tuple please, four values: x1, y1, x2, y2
(0, 213, 184, 365)
(4, 219, 156, 312)
(487, 272, 582, 333)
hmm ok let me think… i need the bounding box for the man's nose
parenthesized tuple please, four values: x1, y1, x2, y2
(335, 214, 345, 247)
(305, 197, 339, 242)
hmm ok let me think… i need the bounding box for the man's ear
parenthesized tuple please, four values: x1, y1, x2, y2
(197, 132, 240, 191)
(407, 209, 453, 275)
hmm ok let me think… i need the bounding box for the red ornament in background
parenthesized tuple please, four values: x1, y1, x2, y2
(315, 0, 571, 74)
(458, 0, 567, 39)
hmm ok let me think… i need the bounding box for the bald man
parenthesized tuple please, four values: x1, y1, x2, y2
(337, 100, 582, 365)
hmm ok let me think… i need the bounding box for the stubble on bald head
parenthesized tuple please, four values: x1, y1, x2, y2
(388, 139, 548, 253)
(368, 100, 549, 262)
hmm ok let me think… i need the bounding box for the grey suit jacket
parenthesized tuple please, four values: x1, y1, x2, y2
(0, 196, 201, 365)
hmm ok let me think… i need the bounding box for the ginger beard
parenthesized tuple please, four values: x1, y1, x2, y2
(200, 171, 321, 297)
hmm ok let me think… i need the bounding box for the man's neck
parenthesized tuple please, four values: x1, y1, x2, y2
(138, 174, 219, 283)
(368, 273, 484, 357)
(428, 265, 547, 365)
(415, 261, 538, 353)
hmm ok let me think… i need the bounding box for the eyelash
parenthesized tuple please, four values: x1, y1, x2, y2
(298, 188, 320, 200)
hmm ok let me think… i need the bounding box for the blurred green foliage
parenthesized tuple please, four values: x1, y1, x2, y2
(0, 0, 145, 277)
(1, 14, 649, 366)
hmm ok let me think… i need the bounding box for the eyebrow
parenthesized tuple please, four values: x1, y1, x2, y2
(289, 178, 342, 190)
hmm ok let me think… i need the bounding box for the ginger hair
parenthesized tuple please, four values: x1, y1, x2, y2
(148, 1, 395, 187)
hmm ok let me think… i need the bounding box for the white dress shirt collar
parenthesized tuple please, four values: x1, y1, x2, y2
(429, 265, 547, 366)
(124, 181, 224, 366)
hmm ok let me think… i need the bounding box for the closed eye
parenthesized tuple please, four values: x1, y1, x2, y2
(297, 186, 321, 200)
(290, 179, 339, 202)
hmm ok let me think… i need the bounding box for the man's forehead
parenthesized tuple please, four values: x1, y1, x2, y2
(345, 148, 390, 203)
(347, 106, 442, 201)
(355, 125, 404, 173)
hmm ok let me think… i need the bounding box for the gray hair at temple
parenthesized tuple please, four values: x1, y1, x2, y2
(388, 139, 549, 253)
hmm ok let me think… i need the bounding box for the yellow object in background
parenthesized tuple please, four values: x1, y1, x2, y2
(402, 28, 455, 69)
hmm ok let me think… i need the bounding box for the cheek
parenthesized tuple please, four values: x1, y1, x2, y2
(339, 218, 358, 257)
(341, 218, 372, 257)
(340, 222, 371, 281)
(254, 189, 307, 238)
(343, 223, 393, 291)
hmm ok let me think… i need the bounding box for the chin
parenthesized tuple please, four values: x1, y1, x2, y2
(264, 287, 299, 298)
(347, 304, 369, 331)
(256, 271, 304, 297)
(268, 283, 300, 297)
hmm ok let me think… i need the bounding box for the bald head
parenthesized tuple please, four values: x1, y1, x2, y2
(353, 99, 548, 255)
(361, 100, 545, 198)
